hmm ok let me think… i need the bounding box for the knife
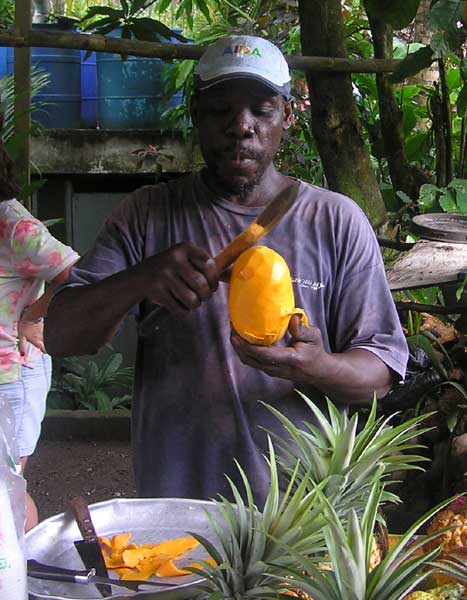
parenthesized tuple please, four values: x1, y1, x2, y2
(27, 559, 180, 592)
(138, 179, 300, 337)
(70, 495, 112, 597)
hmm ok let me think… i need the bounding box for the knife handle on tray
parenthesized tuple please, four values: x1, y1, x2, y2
(70, 495, 99, 543)
(28, 560, 94, 584)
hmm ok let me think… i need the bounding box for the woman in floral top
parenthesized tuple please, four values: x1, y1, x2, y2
(0, 137, 79, 530)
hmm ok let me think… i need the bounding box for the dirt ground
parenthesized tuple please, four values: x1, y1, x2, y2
(26, 438, 137, 522)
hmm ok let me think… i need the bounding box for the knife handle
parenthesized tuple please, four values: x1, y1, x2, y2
(28, 559, 93, 583)
(213, 223, 265, 274)
(138, 225, 264, 338)
(70, 496, 99, 544)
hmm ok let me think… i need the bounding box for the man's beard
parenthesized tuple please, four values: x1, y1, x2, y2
(212, 159, 268, 199)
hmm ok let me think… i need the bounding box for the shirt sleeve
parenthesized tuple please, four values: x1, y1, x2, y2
(328, 203, 408, 381)
(9, 217, 79, 282)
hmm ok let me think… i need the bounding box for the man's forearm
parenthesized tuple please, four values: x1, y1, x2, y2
(44, 264, 147, 357)
(309, 349, 393, 405)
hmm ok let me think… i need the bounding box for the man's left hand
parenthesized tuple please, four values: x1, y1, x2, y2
(231, 315, 330, 383)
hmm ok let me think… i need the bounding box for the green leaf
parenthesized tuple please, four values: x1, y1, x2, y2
(120, 0, 129, 17)
(194, 0, 211, 22)
(365, 0, 422, 30)
(157, 0, 172, 13)
(102, 353, 123, 379)
(405, 132, 430, 162)
(93, 390, 112, 411)
(446, 409, 460, 433)
(390, 45, 434, 83)
(456, 273, 467, 300)
(82, 5, 124, 20)
(429, 0, 465, 32)
(457, 83, 467, 116)
(43, 218, 63, 229)
(87, 16, 119, 31)
(174, 60, 195, 90)
(418, 183, 440, 211)
(439, 188, 458, 212)
(130, 17, 179, 42)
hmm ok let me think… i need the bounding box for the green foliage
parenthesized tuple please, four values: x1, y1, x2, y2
(390, 46, 435, 84)
(0, 70, 50, 146)
(0, 0, 14, 28)
(156, 0, 217, 29)
(81, 0, 186, 43)
(418, 179, 467, 213)
(429, 0, 467, 57)
(393, 0, 467, 85)
(0, 69, 50, 199)
(364, 0, 422, 30)
(52, 347, 134, 411)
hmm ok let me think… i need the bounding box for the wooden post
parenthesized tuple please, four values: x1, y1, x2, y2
(14, 0, 32, 210)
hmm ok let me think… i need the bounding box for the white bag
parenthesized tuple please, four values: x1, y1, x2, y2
(0, 397, 27, 599)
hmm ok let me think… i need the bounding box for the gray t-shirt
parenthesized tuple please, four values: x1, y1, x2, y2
(66, 171, 408, 505)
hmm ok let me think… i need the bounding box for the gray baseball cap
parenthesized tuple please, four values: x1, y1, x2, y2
(194, 35, 291, 98)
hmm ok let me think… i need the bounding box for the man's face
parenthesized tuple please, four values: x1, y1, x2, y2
(191, 79, 293, 196)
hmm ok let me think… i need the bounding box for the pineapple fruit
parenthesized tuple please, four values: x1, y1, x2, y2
(405, 583, 465, 598)
(425, 497, 467, 555)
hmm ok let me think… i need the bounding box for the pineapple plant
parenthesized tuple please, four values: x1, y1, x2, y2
(190, 437, 330, 598)
(187, 394, 448, 599)
(263, 393, 432, 516)
(269, 480, 460, 600)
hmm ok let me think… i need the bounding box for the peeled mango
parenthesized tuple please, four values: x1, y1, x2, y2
(229, 245, 308, 346)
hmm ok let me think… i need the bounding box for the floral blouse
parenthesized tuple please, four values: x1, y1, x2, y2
(0, 199, 79, 383)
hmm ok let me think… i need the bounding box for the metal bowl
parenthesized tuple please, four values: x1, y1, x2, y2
(26, 498, 220, 600)
(412, 213, 467, 243)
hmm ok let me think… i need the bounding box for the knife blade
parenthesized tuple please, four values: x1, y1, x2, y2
(27, 559, 181, 592)
(138, 179, 300, 337)
(70, 496, 112, 597)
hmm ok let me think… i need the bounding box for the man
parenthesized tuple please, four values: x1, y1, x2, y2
(45, 35, 408, 506)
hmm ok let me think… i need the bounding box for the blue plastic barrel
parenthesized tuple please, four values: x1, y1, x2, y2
(0, 47, 7, 80)
(96, 28, 190, 129)
(7, 23, 81, 129)
(80, 49, 97, 128)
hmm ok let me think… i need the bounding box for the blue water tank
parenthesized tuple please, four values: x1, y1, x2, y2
(7, 23, 81, 129)
(0, 47, 7, 80)
(80, 49, 97, 128)
(96, 28, 190, 129)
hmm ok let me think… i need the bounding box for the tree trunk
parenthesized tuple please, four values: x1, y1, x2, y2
(411, 0, 439, 88)
(366, 9, 429, 199)
(297, 0, 387, 227)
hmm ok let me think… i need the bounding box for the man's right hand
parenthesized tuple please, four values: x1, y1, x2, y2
(140, 242, 219, 315)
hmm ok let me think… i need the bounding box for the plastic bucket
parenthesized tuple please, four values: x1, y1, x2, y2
(7, 23, 81, 129)
(96, 28, 190, 129)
